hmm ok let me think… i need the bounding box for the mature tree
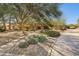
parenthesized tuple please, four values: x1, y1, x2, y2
(0, 3, 62, 31)
(12, 3, 62, 30)
(0, 4, 9, 30)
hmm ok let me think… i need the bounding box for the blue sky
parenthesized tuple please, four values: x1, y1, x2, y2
(60, 3, 79, 24)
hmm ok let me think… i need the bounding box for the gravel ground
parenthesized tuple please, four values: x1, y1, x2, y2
(0, 29, 79, 56)
(0, 31, 53, 56)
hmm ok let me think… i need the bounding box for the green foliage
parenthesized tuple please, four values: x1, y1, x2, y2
(41, 29, 60, 37)
(28, 35, 38, 44)
(37, 35, 47, 43)
(18, 35, 48, 48)
(67, 24, 77, 29)
(0, 27, 6, 32)
(28, 35, 47, 44)
(0, 4, 62, 31)
(18, 42, 29, 48)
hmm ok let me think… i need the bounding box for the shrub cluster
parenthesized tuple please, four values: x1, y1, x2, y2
(18, 35, 47, 48)
(18, 41, 29, 48)
(28, 35, 38, 44)
(66, 24, 77, 29)
(41, 29, 60, 37)
(28, 35, 47, 43)
(37, 35, 47, 43)
(0, 27, 6, 32)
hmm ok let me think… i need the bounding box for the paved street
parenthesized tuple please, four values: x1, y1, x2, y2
(52, 29, 79, 56)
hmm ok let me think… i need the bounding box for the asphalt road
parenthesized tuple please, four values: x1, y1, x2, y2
(53, 29, 79, 56)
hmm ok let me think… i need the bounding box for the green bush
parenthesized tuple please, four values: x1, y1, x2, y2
(18, 35, 48, 48)
(28, 35, 47, 44)
(0, 28, 6, 32)
(41, 29, 60, 37)
(37, 35, 47, 43)
(18, 42, 29, 48)
(28, 38, 38, 44)
(67, 24, 77, 29)
(28, 35, 38, 44)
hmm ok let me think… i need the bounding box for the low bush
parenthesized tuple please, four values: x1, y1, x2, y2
(37, 35, 47, 43)
(28, 36, 38, 44)
(18, 42, 29, 48)
(28, 35, 47, 44)
(18, 35, 48, 48)
(0, 28, 6, 32)
(67, 24, 77, 29)
(41, 29, 60, 37)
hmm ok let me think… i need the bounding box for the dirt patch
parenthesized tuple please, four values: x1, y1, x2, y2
(0, 31, 57, 56)
(0, 31, 24, 46)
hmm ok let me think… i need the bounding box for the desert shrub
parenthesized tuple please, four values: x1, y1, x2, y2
(18, 42, 29, 48)
(0, 29, 6, 32)
(37, 35, 47, 43)
(41, 29, 60, 37)
(28, 35, 47, 44)
(28, 38, 38, 44)
(28, 35, 38, 44)
(18, 35, 48, 48)
(0, 29, 5, 32)
(67, 24, 77, 29)
(0, 27, 6, 32)
(48, 31, 60, 37)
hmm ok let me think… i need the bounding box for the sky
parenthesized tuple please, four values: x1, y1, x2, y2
(60, 3, 79, 24)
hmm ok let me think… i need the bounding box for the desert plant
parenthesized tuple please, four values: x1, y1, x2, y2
(28, 35, 47, 44)
(37, 35, 47, 43)
(18, 42, 29, 48)
(41, 29, 60, 37)
(67, 24, 77, 29)
(28, 38, 38, 44)
(28, 35, 38, 44)
(0, 27, 6, 32)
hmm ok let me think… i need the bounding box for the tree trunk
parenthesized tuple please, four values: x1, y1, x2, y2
(19, 22, 24, 30)
(9, 15, 11, 30)
(2, 16, 6, 30)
